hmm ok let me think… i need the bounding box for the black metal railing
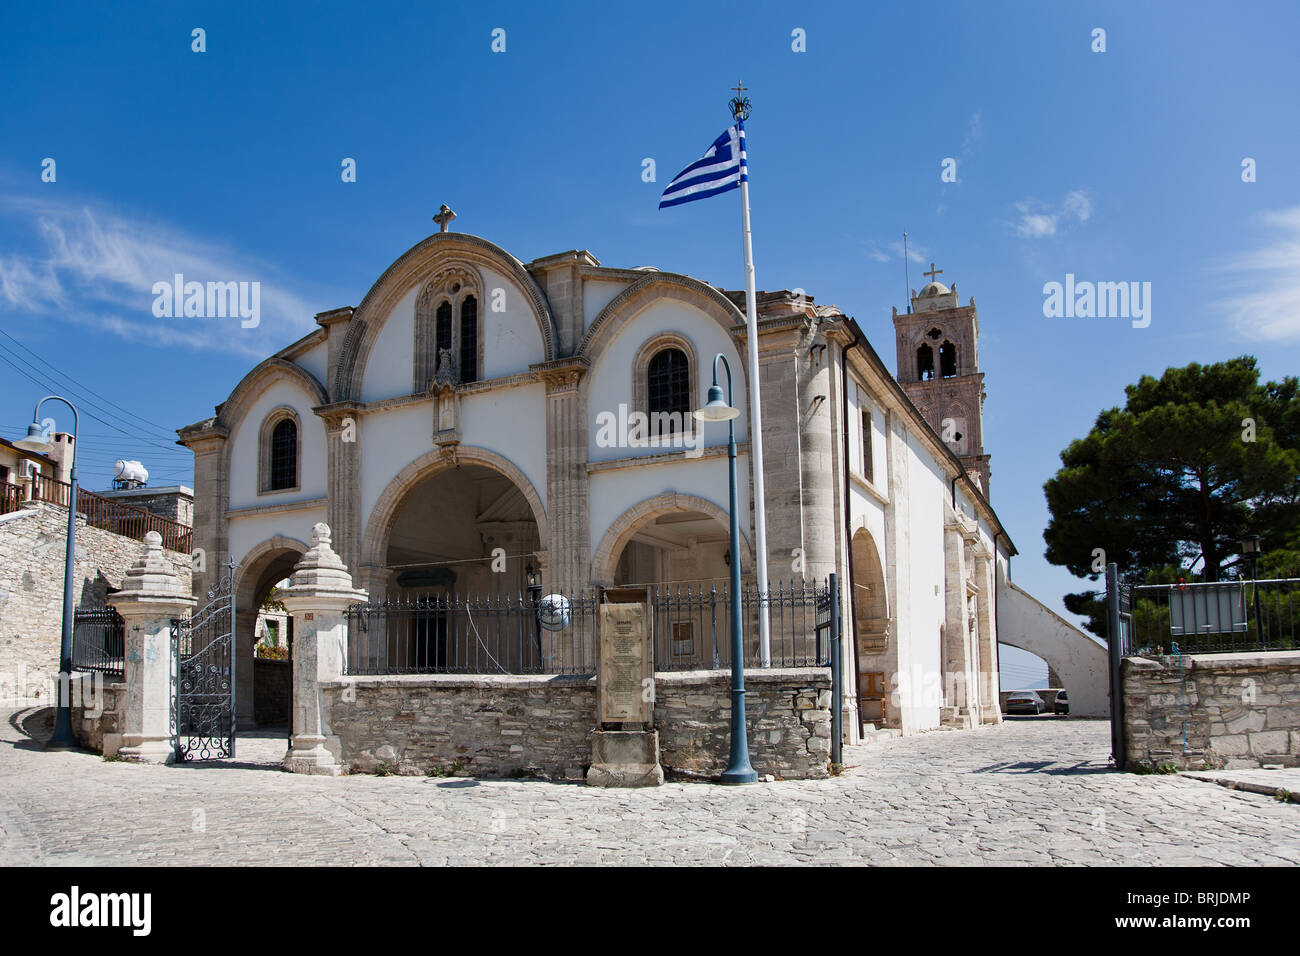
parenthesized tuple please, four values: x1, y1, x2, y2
(72, 605, 126, 680)
(343, 579, 834, 677)
(1126, 578, 1299, 655)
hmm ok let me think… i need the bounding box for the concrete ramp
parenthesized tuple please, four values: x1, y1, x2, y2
(997, 579, 1110, 717)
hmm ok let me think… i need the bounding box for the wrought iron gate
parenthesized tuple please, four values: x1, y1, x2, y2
(171, 565, 236, 761)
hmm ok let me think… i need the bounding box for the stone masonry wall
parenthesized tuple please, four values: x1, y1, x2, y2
(0, 503, 191, 701)
(320, 667, 832, 780)
(69, 673, 126, 755)
(322, 674, 597, 779)
(1122, 651, 1300, 770)
(655, 669, 832, 779)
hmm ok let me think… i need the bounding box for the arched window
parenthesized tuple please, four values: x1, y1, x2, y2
(459, 295, 478, 384)
(414, 265, 483, 392)
(259, 408, 301, 494)
(939, 341, 957, 378)
(647, 347, 690, 435)
(917, 343, 934, 381)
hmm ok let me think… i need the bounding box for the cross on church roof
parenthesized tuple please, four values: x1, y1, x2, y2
(433, 204, 457, 233)
(923, 263, 944, 283)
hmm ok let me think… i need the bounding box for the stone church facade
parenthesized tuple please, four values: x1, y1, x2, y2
(179, 228, 1017, 740)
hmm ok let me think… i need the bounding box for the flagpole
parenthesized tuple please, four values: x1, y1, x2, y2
(731, 87, 772, 668)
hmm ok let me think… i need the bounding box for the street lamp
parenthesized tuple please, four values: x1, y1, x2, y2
(14, 396, 80, 750)
(1240, 534, 1263, 643)
(694, 353, 757, 784)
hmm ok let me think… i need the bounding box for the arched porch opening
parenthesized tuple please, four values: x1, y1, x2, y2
(850, 527, 895, 729)
(233, 536, 306, 730)
(380, 463, 542, 599)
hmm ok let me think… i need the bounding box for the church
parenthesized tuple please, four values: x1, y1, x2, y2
(179, 221, 1027, 743)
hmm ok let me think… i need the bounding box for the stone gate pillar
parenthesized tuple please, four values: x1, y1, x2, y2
(280, 522, 367, 775)
(108, 531, 196, 764)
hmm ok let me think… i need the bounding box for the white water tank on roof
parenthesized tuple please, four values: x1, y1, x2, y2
(113, 459, 149, 489)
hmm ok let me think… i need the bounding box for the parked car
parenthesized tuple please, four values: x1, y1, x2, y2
(1004, 690, 1046, 715)
(1053, 689, 1069, 716)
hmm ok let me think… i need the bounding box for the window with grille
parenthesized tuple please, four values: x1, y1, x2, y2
(269, 418, 297, 491)
(647, 347, 690, 435)
(459, 295, 478, 384)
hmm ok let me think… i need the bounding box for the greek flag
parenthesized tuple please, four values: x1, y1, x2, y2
(659, 123, 747, 209)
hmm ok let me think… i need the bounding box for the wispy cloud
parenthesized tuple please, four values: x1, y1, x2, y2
(865, 237, 928, 264)
(1010, 189, 1093, 239)
(0, 195, 321, 357)
(1214, 205, 1300, 342)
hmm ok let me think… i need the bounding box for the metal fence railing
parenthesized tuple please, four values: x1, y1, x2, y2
(343, 579, 835, 677)
(73, 605, 126, 681)
(1107, 567, 1300, 770)
(1125, 578, 1299, 655)
(27, 474, 192, 553)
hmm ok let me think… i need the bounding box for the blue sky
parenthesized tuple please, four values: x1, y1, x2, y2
(2, 1, 1298, 683)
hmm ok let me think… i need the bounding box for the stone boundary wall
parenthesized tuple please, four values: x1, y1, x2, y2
(69, 673, 126, 755)
(1122, 651, 1300, 770)
(655, 669, 832, 779)
(0, 503, 191, 697)
(320, 667, 832, 780)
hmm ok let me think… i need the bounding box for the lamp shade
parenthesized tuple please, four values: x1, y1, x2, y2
(1241, 534, 1262, 555)
(693, 383, 739, 422)
(12, 422, 52, 454)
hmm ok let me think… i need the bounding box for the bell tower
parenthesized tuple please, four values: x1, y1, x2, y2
(892, 264, 991, 494)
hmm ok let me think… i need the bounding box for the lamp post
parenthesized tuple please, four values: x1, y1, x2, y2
(14, 396, 80, 750)
(1241, 534, 1263, 643)
(693, 353, 757, 784)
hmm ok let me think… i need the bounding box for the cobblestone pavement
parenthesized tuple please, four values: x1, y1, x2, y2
(1, 708, 1296, 866)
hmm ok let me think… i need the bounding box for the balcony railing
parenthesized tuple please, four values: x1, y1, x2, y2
(1, 474, 192, 553)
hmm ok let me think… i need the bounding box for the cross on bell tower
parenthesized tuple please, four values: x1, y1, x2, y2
(923, 263, 944, 283)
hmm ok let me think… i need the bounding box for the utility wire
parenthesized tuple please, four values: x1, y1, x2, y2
(0, 328, 179, 439)
(0, 349, 190, 457)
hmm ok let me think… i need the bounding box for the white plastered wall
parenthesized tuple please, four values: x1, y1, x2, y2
(227, 378, 327, 511)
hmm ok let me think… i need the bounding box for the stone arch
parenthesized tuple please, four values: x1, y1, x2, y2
(216, 357, 328, 432)
(234, 534, 308, 615)
(334, 233, 556, 401)
(590, 492, 753, 586)
(360, 445, 548, 572)
(231, 534, 309, 728)
(850, 527, 889, 652)
(579, 274, 748, 383)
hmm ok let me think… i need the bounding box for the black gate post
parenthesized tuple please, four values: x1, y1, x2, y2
(1105, 562, 1126, 770)
(828, 572, 843, 767)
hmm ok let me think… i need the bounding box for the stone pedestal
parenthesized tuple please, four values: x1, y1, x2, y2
(586, 598, 663, 787)
(587, 729, 665, 787)
(279, 523, 366, 776)
(108, 531, 196, 764)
